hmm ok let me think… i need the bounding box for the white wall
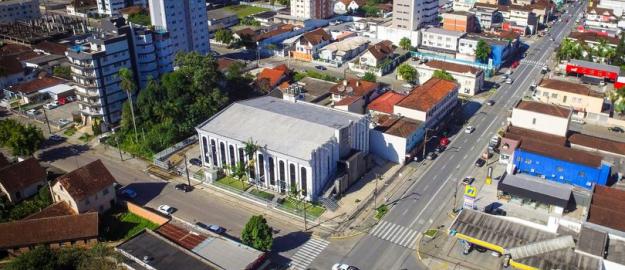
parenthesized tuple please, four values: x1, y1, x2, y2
(394, 105, 427, 122)
(510, 108, 570, 137)
(369, 130, 407, 164)
(373, 25, 421, 47)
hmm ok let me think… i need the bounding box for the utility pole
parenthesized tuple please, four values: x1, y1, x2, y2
(373, 173, 379, 210)
(422, 128, 432, 160)
(184, 154, 191, 186)
(301, 192, 307, 231)
(42, 108, 52, 134)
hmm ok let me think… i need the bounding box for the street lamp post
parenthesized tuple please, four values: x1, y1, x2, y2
(422, 128, 434, 160)
(42, 108, 52, 134)
(184, 154, 191, 187)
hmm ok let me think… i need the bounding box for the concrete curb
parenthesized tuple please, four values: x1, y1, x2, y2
(328, 230, 365, 240)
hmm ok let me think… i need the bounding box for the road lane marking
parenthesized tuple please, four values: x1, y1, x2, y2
(380, 223, 399, 240)
(368, 221, 419, 249)
(289, 238, 329, 270)
(408, 175, 452, 229)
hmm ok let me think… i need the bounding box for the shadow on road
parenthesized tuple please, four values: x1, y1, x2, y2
(38, 144, 90, 163)
(269, 231, 313, 268)
(123, 181, 168, 206)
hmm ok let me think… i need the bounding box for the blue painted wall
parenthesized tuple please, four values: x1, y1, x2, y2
(513, 149, 610, 189)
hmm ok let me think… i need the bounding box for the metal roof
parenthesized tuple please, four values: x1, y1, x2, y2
(507, 235, 575, 259)
(577, 226, 608, 257)
(192, 236, 265, 270)
(498, 174, 573, 208)
(569, 59, 620, 73)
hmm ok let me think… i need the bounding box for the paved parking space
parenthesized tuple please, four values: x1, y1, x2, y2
(45, 102, 80, 126)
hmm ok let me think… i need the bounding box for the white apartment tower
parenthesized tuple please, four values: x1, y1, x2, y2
(0, 0, 40, 23)
(290, 0, 333, 19)
(149, 0, 210, 55)
(392, 0, 439, 30)
(97, 0, 147, 16)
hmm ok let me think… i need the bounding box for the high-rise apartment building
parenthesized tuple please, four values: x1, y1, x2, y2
(149, 0, 210, 55)
(290, 0, 333, 19)
(392, 0, 439, 30)
(66, 18, 173, 125)
(0, 0, 40, 23)
(97, 0, 147, 16)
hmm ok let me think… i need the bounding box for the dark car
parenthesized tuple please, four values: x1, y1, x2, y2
(609, 126, 624, 133)
(434, 145, 445, 153)
(189, 158, 202, 166)
(462, 177, 474, 185)
(196, 222, 226, 234)
(175, 183, 193, 192)
(426, 152, 437, 160)
(315, 65, 327, 70)
(474, 158, 486, 167)
(486, 100, 495, 106)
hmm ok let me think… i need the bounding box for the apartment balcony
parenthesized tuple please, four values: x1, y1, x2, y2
(80, 107, 103, 116)
(72, 70, 97, 79)
(75, 88, 100, 98)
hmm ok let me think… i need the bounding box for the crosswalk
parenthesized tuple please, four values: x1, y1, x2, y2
(369, 220, 419, 249)
(289, 238, 329, 270)
(520, 59, 544, 66)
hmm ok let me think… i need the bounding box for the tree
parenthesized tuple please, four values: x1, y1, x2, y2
(612, 33, 625, 68)
(432, 69, 455, 81)
(128, 12, 151, 26)
(6, 244, 121, 270)
(240, 17, 260, 26)
(241, 215, 273, 251)
(243, 139, 259, 184)
(475, 40, 491, 63)
(277, 0, 289, 5)
(0, 119, 44, 157)
(225, 61, 245, 81)
(397, 64, 417, 83)
(118, 68, 139, 142)
(215, 29, 234, 45)
(359, 5, 380, 17)
(52, 66, 71, 79)
(363, 72, 376, 82)
(399, 37, 412, 51)
(6, 246, 57, 270)
(256, 77, 272, 93)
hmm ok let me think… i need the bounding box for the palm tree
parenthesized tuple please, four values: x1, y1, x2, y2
(243, 138, 260, 187)
(118, 68, 139, 142)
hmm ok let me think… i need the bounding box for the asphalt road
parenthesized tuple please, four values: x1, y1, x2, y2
(331, 2, 585, 269)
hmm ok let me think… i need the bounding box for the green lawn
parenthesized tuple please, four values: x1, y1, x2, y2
(63, 127, 77, 136)
(215, 176, 251, 191)
(100, 210, 159, 241)
(375, 204, 388, 220)
(224, 5, 270, 18)
(423, 229, 439, 238)
(280, 197, 325, 218)
(249, 189, 275, 201)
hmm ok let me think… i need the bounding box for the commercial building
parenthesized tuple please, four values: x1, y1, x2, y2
(534, 79, 605, 119)
(370, 115, 424, 164)
(565, 59, 620, 82)
(66, 18, 173, 125)
(367, 91, 406, 116)
(442, 11, 478, 32)
(498, 173, 575, 214)
(196, 96, 369, 201)
(394, 78, 459, 126)
(290, 0, 333, 19)
(567, 32, 619, 49)
(415, 60, 484, 96)
(51, 160, 117, 214)
(149, 0, 210, 55)
(0, 0, 40, 23)
(419, 27, 466, 56)
(510, 100, 571, 137)
(392, 0, 439, 30)
(457, 32, 520, 67)
(586, 6, 619, 31)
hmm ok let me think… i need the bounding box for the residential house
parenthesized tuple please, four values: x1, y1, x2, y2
(334, 0, 365, 14)
(196, 96, 369, 201)
(377, 3, 392, 18)
(270, 77, 334, 105)
(586, 7, 619, 31)
(252, 11, 277, 26)
(0, 158, 47, 203)
(256, 24, 306, 48)
(257, 64, 289, 90)
(472, 3, 502, 31)
(419, 27, 467, 57)
(370, 115, 425, 164)
(394, 78, 459, 127)
(367, 91, 406, 116)
(534, 79, 605, 119)
(292, 28, 332, 62)
(0, 43, 38, 90)
(206, 9, 239, 28)
(318, 36, 369, 66)
(4, 76, 66, 104)
(442, 11, 478, 33)
(415, 60, 484, 96)
(330, 79, 383, 114)
(351, 40, 409, 76)
(510, 100, 571, 137)
(51, 160, 117, 213)
(0, 211, 98, 256)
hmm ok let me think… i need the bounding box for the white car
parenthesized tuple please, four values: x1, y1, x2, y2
(505, 78, 513, 84)
(332, 264, 360, 270)
(157, 204, 175, 215)
(465, 126, 475, 134)
(26, 109, 37, 115)
(58, 118, 72, 127)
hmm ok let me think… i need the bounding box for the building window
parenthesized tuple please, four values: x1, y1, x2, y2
(219, 142, 226, 166)
(202, 137, 209, 163)
(290, 164, 297, 193)
(532, 118, 536, 124)
(279, 161, 285, 181)
(557, 166, 564, 172)
(238, 148, 245, 164)
(210, 140, 217, 166)
(229, 145, 236, 167)
(524, 159, 532, 164)
(578, 171, 585, 177)
(258, 154, 265, 182)
(551, 93, 558, 98)
(269, 157, 275, 185)
(301, 167, 307, 196)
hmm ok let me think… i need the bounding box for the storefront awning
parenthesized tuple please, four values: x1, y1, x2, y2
(498, 174, 572, 208)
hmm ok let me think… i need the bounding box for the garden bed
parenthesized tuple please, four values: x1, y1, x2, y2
(215, 176, 251, 191)
(249, 189, 275, 201)
(279, 197, 325, 218)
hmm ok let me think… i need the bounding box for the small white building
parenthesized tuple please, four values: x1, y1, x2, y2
(509, 100, 571, 137)
(334, 0, 364, 14)
(394, 77, 459, 126)
(419, 27, 466, 54)
(370, 116, 424, 164)
(196, 96, 369, 201)
(415, 60, 484, 96)
(318, 36, 369, 65)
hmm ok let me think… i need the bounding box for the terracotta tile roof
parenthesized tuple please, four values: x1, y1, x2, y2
(335, 95, 362, 106)
(367, 91, 406, 114)
(0, 158, 46, 195)
(587, 7, 616, 18)
(278, 81, 290, 91)
(24, 201, 76, 220)
(11, 76, 66, 95)
(588, 185, 625, 232)
(0, 43, 32, 57)
(55, 160, 116, 201)
(235, 28, 257, 40)
(515, 100, 570, 118)
(374, 116, 422, 138)
(0, 56, 24, 76)
(301, 28, 331, 45)
(509, 4, 534, 12)
(157, 223, 207, 250)
(569, 133, 625, 156)
(329, 79, 379, 97)
(423, 60, 481, 75)
(518, 139, 603, 168)
(257, 65, 288, 87)
(0, 153, 9, 169)
(539, 79, 603, 97)
(256, 24, 296, 42)
(396, 78, 458, 112)
(568, 31, 619, 45)
(505, 125, 567, 146)
(0, 212, 98, 249)
(367, 40, 395, 61)
(33, 41, 69, 55)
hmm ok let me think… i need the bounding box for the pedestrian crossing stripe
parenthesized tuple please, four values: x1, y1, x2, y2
(369, 220, 419, 249)
(289, 238, 329, 270)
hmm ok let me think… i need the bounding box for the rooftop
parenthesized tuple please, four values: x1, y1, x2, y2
(329, 79, 379, 97)
(33, 41, 68, 55)
(23, 201, 76, 220)
(367, 91, 406, 114)
(206, 9, 237, 20)
(256, 24, 296, 42)
(568, 133, 625, 156)
(257, 64, 288, 87)
(10, 76, 66, 95)
(55, 160, 116, 201)
(0, 212, 98, 249)
(538, 79, 603, 97)
(0, 158, 46, 195)
(421, 27, 466, 38)
(515, 100, 570, 118)
(197, 96, 364, 160)
(374, 116, 423, 138)
(568, 31, 619, 45)
(568, 59, 620, 74)
(518, 139, 603, 168)
(588, 185, 625, 232)
(253, 11, 277, 19)
(192, 234, 265, 270)
(396, 78, 458, 112)
(301, 28, 331, 46)
(422, 60, 481, 75)
(505, 125, 567, 146)
(321, 36, 369, 53)
(367, 40, 395, 61)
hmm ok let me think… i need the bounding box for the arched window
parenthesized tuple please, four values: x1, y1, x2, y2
(202, 137, 209, 163)
(301, 167, 307, 196)
(289, 164, 296, 193)
(279, 161, 285, 180)
(238, 148, 245, 164)
(229, 145, 236, 167)
(258, 154, 265, 182)
(219, 142, 226, 166)
(210, 140, 217, 166)
(268, 157, 275, 185)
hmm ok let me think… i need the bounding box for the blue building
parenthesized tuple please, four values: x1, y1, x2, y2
(513, 140, 611, 189)
(461, 33, 522, 68)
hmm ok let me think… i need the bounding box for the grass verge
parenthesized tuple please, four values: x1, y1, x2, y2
(224, 5, 270, 18)
(375, 204, 389, 220)
(63, 127, 77, 136)
(280, 197, 325, 218)
(100, 209, 159, 241)
(249, 189, 275, 201)
(215, 176, 251, 191)
(423, 229, 438, 238)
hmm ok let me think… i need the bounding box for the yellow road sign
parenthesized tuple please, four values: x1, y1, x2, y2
(464, 185, 477, 198)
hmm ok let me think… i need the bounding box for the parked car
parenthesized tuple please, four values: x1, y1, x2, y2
(189, 158, 202, 166)
(43, 102, 58, 110)
(121, 188, 138, 199)
(58, 118, 72, 127)
(474, 158, 486, 167)
(26, 109, 37, 115)
(505, 77, 513, 84)
(157, 204, 175, 215)
(609, 126, 624, 133)
(175, 183, 193, 192)
(426, 152, 437, 160)
(196, 222, 226, 234)
(462, 177, 474, 185)
(49, 135, 64, 142)
(315, 65, 327, 70)
(434, 145, 445, 154)
(332, 264, 360, 270)
(464, 126, 475, 134)
(486, 100, 495, 106)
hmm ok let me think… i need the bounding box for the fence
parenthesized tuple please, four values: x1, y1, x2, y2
(152, 135, 198, 170)
(125, 201, 170, 226)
